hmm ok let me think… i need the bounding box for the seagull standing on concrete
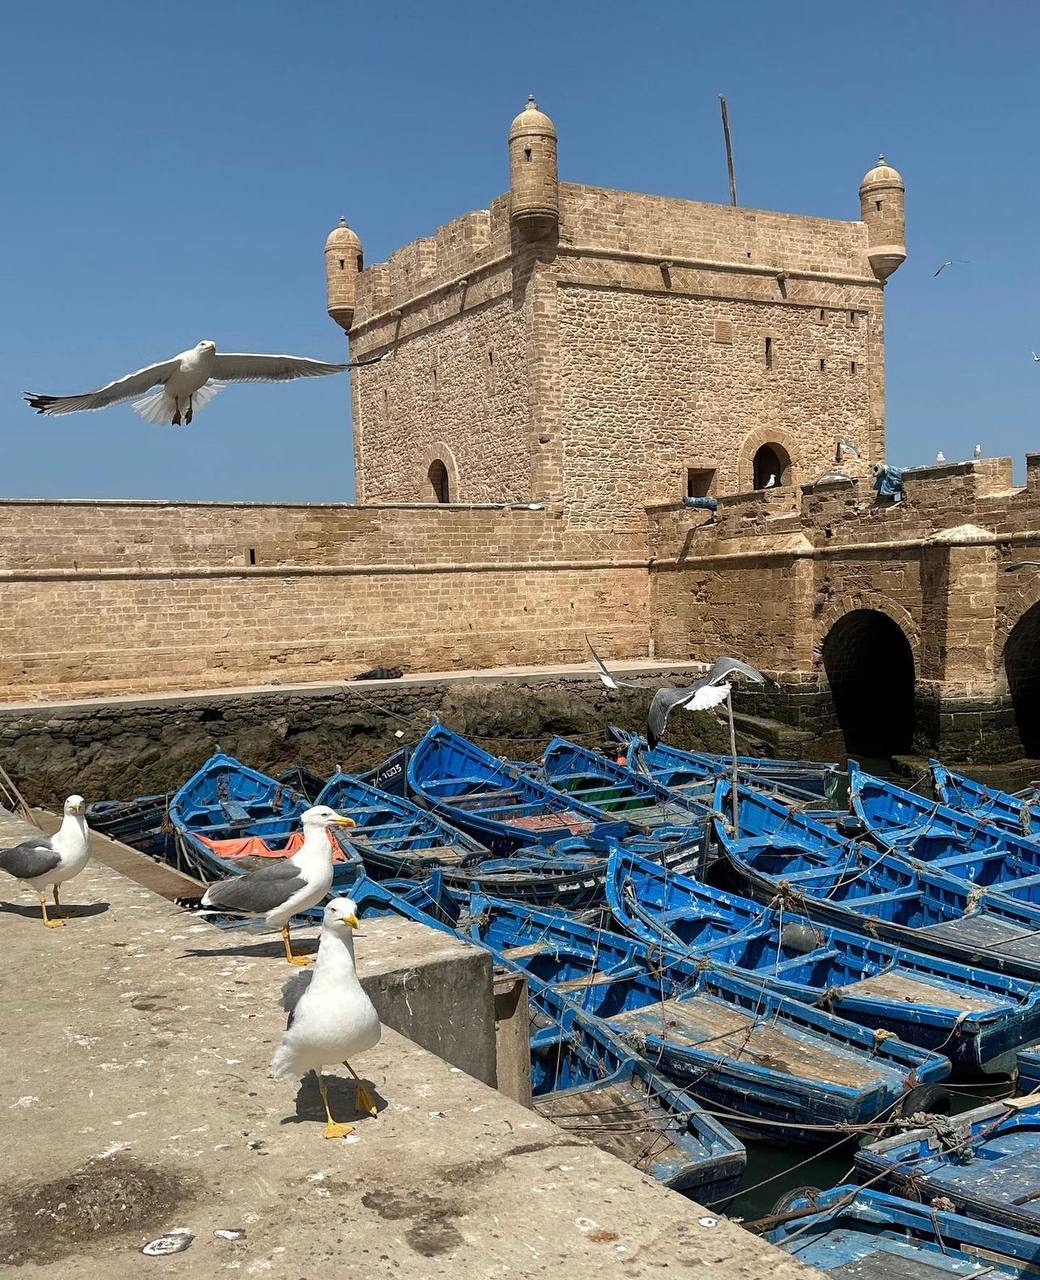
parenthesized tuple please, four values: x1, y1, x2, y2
(936, 451, 946, 463)
(585, 636, 765, 749)
(25, 341, 386, 427)
(974, 443, 982, 459)
(763, 473, 778, 488)
(0, 796, 90, 927)
(272, 897, 381, 1139)
(195, 806, 355, 965)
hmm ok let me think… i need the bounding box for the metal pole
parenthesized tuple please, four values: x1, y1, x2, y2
(719, 94, 738, 207)
(728, 688, 739, 837)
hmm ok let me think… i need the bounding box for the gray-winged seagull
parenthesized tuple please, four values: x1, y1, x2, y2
(195, 805, 355, 964)
(0, 795, 90, 927)
(585, 636, 765, 748)
(25, 341, 386, 426)
(272, 896, 381, 1138)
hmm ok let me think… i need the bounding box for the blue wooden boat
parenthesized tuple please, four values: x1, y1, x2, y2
(86, 793, 174, 861)
(538, 736, 710, 832)
(933, 759, 1040, 838)
(353, 874, 949, 1143)
(768, 1185, 1040, 1280)
(406, 724, 631, 853)
(1016, 1048, 1040, 1094)
(356, 747, 410, 798)
(851, 763, 1040, 907)
(530, 984, 746, 1197)
(169, 752, 362, 887)
(855, 1099, 1040, 1237)
(607, 845, 1040, 1073)
(442, 845, 609, 909)
(713, 778, 1040, 984)
(613, 729, 844, 808)
(315, 769, 484, 877)
(352, 873, 745, 1194)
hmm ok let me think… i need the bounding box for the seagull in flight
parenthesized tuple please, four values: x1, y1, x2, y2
(933, 259, 969, 277)
(25, 341, 387, 427)
(585, 636, 765, 748)
(1032, 352, 1040, 362)
(1005, 562, 1040, 573)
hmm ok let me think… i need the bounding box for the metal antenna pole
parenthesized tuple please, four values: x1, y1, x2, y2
(719, 94, 738, 207)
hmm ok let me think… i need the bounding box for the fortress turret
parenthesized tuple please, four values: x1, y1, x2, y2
(508, 95, 559, 240)
(325, 217, 364, 332)
(859, 155, 906, 281)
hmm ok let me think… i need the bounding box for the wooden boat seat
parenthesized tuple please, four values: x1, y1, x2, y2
(845, 889, 921, 907)
(610, 996, 888, 1087)
(500, 943, 548, 960)
(922, 914, 1040, 961)
(220, 800, 252, 823)
(535, 1079, 686, 1170)
(840, 969, 1001, 1012)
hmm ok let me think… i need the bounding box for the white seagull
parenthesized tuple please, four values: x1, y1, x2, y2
(25, 341, 386, 427)
(763, 473, 778, 489)
(974, 443, 982, 459)
(0, 796, 90, 927)
(192, 805, 355, 964)
(272, 897, 382, 1139)
(585, 636, 765, 748)
(936, 450, 946, 463)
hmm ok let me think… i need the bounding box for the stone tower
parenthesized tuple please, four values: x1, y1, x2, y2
(508, 95, 559, 240)
(325, 217, 364, 333)
(859, 156, 906, 282)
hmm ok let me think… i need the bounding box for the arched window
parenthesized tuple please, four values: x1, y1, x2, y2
(753, 442, 792, 490)
(427, 459, 450, 504)
(1005, 603, 1040, 755)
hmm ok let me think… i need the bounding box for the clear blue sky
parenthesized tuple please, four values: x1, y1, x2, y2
(3, 0, 1038, 502)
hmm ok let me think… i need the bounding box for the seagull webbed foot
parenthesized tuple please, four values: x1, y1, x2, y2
(354, 1081, 378, 1118)
(185, 399, 193, 424)
(286, 954, 313, 967)
(323, 1119, 354, 1140)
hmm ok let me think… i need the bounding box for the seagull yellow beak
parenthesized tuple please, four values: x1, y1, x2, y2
(332, 816, 356, 827)
(344, 914, 360, 929)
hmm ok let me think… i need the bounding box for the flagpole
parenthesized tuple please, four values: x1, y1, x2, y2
(727, 688, 739, 837)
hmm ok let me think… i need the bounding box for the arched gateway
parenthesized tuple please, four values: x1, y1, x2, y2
(822, 609, 916, 757)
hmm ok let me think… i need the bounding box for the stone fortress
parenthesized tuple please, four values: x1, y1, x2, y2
(5, 98, 1040, 768)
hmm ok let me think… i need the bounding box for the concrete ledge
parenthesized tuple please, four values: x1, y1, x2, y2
(0, 830, 820, 1279)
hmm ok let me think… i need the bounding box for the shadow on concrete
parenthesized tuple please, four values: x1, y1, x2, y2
(282, 1071, 387, 1130)
(178, 938, 318, 963)
(0, 900, 110, 921)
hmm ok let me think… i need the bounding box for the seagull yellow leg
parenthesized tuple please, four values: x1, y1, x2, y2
(38, 892, 63, 928)
(343, 1060, 378, 1117)
(172, 398, 182, 426)
(52, 884, 67, 919)
(282, 923, 312, 966)
(185, 396, 193, 424)
(316, 1072, 353, 1139)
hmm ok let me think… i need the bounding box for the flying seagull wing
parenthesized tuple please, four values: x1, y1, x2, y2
(700, 656, 766, 687)
(210, 353, 350, 383)
(679, 683, 731, 712)
(584, 634, 645, 691)
(1005, 562, 1040, 572)
(25, 357, 180, 416)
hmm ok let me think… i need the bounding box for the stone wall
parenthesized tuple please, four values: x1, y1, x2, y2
(648, 455, 1040, 760)
(0, 500, 649, 701)
(343, 180, 885, 528)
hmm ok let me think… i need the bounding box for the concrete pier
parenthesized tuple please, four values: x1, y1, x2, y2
(0, 809, 820, 1279)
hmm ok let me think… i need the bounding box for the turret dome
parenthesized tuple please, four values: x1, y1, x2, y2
(509, 95, 557, 141)
(860, 155, 904, 193)
(325, 217, 362, 253)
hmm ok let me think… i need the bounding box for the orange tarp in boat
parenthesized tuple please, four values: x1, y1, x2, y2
(196, 830, 352, 863)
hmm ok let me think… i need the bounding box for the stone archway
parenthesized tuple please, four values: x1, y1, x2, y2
(821, 609, 916, 757)
(1005, 601, 1040, 755)
(739, 427, 800, 492)
(417, 444, 460, 503)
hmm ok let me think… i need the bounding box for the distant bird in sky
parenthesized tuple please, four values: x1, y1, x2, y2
(1032, 352, 1040, 362)
(763, 473, 777, 488)
(933, 259, 968, 277)
(1005, 562, 1040, 573)
(936, 450, 946, 463)
(0, 796, 90, 928)
(25, 341, 387, 427)
(585, 636, 765, 748)
(974, 443, 982, 459)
